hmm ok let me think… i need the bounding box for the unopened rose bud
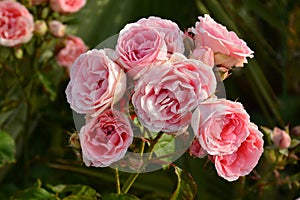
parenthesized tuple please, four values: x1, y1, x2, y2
(34, 20, 47, 36)
(14, 48, 23, 59)
(189, 139, 207, 158)
(48, 20, 66, 37)
(29, 0, 48, 6)
(272, 127, 291, 149)
(190, 46, 214, 67)
(69, 133, 80, 149)
(291, 125, 300, 136)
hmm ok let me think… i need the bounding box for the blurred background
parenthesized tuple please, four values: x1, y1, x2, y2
(1, 0, 300, 199)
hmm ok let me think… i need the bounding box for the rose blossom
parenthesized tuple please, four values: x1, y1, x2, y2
(116, 23, 168, 79)
(66, 49, 126, 117)
(192, 98, 251, 155)
(132, 54, 216, 132)
(0, 0, 34, 47)
(189, 139, 207, 158)
(56, 35, 88, 68)
(48, 20, 66, 37)
(213, 123, 264, 181)
(50, 0, 86, 14)
(136, 16, 185, 55)
(272, 127, 291, 149)
(189, 14, 254, 68)
(79, 109, 133, 167)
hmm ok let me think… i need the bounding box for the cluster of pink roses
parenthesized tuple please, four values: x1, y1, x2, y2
(66, 15, 264, 181)
(0, 0, 87, 69)
(190, 99, 264, 181)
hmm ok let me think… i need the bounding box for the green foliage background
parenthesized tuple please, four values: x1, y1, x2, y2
(1, 0, 300, 199)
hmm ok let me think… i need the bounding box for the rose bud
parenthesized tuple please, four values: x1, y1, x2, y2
(34, 20, 48, 36)
(48, 20, 66, 37)
(272, 127, 291, 149)
(291, 125, 300, 136)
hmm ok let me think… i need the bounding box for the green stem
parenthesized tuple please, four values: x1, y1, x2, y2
(120, 130, 165, 194)
(148, 132, 164, 152)
(148, 131, 164, 159)
(121, 127, 147, 194)
(115, 167, 121, 195)
(121, 173, 140, 194)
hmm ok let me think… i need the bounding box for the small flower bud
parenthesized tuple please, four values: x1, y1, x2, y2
(29, 0, 48, 6)
(48, 20, 66, 37)
(69, 132, 80, 149)
(272, 127, 291, 149)
(34, 20, 47, 36)
(14, 48, 23, 59)
(291, 125, 300, 136)
(189, 139, 207, 158)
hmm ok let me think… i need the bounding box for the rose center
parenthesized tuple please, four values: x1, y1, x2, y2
(104, 125, 115, 136)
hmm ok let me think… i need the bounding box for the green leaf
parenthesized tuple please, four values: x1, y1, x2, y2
(47, 184, 99, 200)
(37, 72, 56, 101)
(0, 130, 16, 167)
(290, 139, 300, 149)
(11, 188, 55, 200)
(152, 133, 175, 166)
(102, 193, 140, 200)
(279, 148, 289, 156)
(260, 126, 272, 136)
(170, 166, 197, 200)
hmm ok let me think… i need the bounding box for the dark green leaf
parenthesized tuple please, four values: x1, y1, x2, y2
(170, 166, 197, 200)
(102, 193, 140, 200)
(0, 130, 15, 167)
(37, 72, 56, 101)
(47, 184, 98, 199)
(11, 188, 55, 200)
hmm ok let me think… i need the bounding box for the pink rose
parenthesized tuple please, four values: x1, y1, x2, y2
(213, 123, 264, 181)
(192, 98, 250, 155)
(56, 35, 88, 68)
(116, 23, 168, 79)
(190, 14, 254, 67)
(50, 0, 86, 14)
(66, 49, 126, 117)
(272, 127, 291, 149)
(79, 109, 133, 167)
(48, 20, 65, 37)
(132, 55, 216, 132)
(136, 16, 185, 55)
(189, 139, 207, 158)
(190, 46, 214, 67)
(0, 0, 34, 47)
